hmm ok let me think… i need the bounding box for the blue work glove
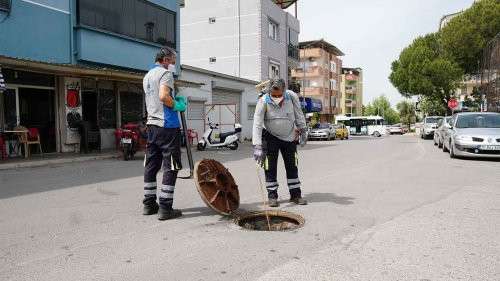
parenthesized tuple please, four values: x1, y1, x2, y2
(173, 96, 187, 112)
(253, 145, 264, 166)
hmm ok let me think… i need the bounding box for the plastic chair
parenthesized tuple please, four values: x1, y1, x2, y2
(187, 129, 199, 145)
(0, 136, 7, 160)
(24, 128, 43, 157)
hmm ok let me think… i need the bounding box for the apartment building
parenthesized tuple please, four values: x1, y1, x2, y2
(180, 0, 300, 84)
(291, 39, 344, 121)
(340, 68, 363, 117)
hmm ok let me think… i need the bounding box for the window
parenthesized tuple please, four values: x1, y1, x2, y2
(288, 28, 299, 45)
(209, 17, 216, 24)
(77, 0, 176, 48)
(98, 89, 116, 129)
(209, 57, 217, 63)
(269, 61, 280, 78)
(268, 19, 279, 41)
(120, 91, 144, 124)
(330, 79, 337, 90)
(330, 61, 337, 73)
(188, 101, 205, 120)
(248, 104, 256, 120)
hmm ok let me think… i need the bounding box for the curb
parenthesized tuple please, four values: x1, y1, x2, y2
(0, 154, 120, 171)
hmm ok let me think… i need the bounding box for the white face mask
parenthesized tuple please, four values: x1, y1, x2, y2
(271, 95, 284, 104)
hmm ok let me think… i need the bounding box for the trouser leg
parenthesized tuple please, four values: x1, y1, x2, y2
(263, 132, 280, 199)
(280, 141, 301, 199)
(158, 128, 182, 210)
(143, 127, 162, 205)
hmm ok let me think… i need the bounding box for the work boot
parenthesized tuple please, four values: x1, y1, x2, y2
(268, 198, 280, 207)
(158, 208, 183, 220)
(290, 197, 308, 205)
(143, 202, 159, 215)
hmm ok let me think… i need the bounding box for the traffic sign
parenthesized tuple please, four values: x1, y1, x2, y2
(448, 98, 458, 110)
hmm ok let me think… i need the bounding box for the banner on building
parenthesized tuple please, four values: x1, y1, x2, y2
(64, 78, 82, 144)
(0, 67, 6, 93)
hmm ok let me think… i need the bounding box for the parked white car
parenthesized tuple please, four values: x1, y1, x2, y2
(421, 116, 443, 139)
(442, 112, 500, 159)
(308, 123, 336, 141)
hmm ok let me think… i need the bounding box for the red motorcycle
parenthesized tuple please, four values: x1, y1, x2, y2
(115, 123, 147, 161)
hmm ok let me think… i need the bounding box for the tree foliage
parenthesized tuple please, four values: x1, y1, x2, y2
(419, 96, 447, 116)
(389, 33, 463, 112)
(364, 95, 400, 125)
(440, 0, 500, 74)
(396, 100, 416, 129)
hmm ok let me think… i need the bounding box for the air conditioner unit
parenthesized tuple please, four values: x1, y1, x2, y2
(0, 0, 11, 12)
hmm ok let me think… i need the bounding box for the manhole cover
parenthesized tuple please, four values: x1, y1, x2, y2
(194, 159, 239, 215)
(235, 210, 305, 231)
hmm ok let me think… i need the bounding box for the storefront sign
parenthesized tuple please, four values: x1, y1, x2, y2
(300, 97, 323, 113)
(64, 78, 82, 144)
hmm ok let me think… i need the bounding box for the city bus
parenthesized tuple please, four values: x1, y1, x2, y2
(335, 115, 387, 137)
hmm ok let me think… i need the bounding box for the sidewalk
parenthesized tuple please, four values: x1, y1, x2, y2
(0, 151, 121, 171)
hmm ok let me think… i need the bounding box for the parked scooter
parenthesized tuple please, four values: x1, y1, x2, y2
(197, 119, 241, 151)
(115, 122, 147, 161)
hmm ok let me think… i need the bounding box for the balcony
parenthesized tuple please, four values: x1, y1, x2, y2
(302, 87, 331, 97)
(288, 44, 299, 61)
(300, 48, 324, 59)
(291, 66, 327, 78)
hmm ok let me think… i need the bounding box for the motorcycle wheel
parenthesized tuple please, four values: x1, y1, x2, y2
(197, 142, 206, 151)
(123, 144, 131, 161)
(228, 142, 238, 150)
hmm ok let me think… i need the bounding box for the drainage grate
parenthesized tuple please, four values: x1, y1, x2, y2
(235, 210, 305, 231)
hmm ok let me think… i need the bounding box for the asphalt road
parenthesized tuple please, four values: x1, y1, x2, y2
(1, 135, 499, 281)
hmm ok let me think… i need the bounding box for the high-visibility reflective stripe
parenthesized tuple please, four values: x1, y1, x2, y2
(266, 181, 278, 187)
(264, 157, 269, 170)
(266, 185, 278, 191)
(161, 185, 175, 192)
(159, 191, 174, 199)
(288, 183, 301, 190)
(287, 178, 300, 184)
(144, 182, 157, 188)
(295, 152, 298, 167)
(144, 189, 157, 195)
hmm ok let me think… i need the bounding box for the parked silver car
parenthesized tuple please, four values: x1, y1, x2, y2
(420, 116, 443, 139)
(442, 112, 500, 159)
(433, 116, 452, 148)
(308, 123, 336, 140)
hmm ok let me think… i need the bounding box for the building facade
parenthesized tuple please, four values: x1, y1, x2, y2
(291, 39, 344, 121)
(0, 0, 180, 153)
(178, 65, 258, 141)
(340, 67, 363, 117)
(180, 0, 300, 84)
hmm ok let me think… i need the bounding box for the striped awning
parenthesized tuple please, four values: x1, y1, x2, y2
(0, 67, 6, 93)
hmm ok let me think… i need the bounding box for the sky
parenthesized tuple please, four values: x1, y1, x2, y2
(287, 0, 475, 107)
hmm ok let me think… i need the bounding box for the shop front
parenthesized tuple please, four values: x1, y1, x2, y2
(0, 58, 145, 157)
(0, 69, 57, 155)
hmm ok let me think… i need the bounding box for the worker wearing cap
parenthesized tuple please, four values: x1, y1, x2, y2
(252, 78, 308, 207)
(142, 47, 186, 220)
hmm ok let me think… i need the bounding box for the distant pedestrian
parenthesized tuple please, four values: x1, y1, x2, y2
(142, 47, 187, 220)
(252, 78, 308, 207)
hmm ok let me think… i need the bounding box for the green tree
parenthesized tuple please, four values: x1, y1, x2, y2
(440, 0, 500, 74)
(364, 95, 400, 124)
(419, 96, 447, 116)
(397, 100, 416, 130)
(389, 33, 463, 113)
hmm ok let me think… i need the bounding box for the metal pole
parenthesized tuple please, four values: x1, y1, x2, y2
(178, 111, 194, 179)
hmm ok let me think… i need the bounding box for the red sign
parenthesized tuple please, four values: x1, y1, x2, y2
(448, 98, 458, 110)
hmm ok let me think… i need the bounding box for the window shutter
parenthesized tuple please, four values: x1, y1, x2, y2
(0, 0, 11, 12)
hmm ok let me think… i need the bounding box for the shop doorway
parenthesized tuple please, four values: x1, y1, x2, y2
(18, 88, 56, 153)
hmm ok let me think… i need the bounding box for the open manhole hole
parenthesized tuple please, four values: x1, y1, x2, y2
(194, 159, 305, 232)
(235, 210, 305, 231)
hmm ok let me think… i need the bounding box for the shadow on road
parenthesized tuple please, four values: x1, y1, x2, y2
(304, 192, 355, 205)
